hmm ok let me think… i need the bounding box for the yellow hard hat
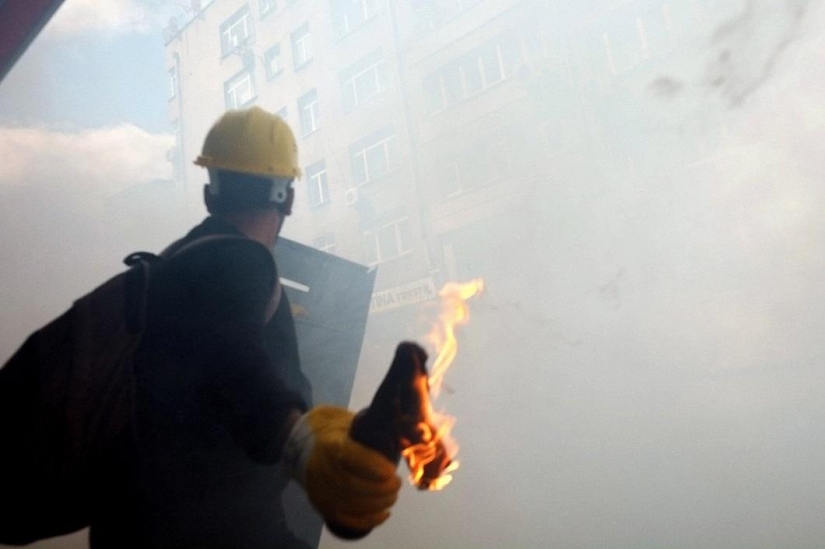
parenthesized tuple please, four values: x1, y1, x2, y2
(194, 106, 301, 179)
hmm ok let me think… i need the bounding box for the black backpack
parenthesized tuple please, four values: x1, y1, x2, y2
(0, 235, 240, 545)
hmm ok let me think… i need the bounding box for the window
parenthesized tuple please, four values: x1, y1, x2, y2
(264, 44, 282, 79)
(480, 43, 505, 84)
(220, 5, 252, 56)
(341, 50, 389, 111)
(601, 10, 649, 74)
(313, 232, 337, 254)
(276, 106, 287, 123)
(297, 89, 319, 135)
(333, 0, 380, 37)
(498, 32, 523, 73)
(291, 23, 312, 69)
(350, 126, 396, 184)
(305, 160, 329, 207)
(443, 68, 463, 105)
(640, 8, 671, 56)
(260, 0, 276, 17)
(363, 215, 411, 265)
(168, 66, 177, 99)
(460, 58, 483, 96)
(435, 136, 511, 197)
(224, 69, 256, 109)
(411, 0, 478, 34)
(423, 35, 516, 112)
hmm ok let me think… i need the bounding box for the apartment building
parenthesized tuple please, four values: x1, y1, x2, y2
(164, 0, 439, 353)
(396, 0, 571, 288)
(162, 0, 734, 367)
(566, 0, 733, 172)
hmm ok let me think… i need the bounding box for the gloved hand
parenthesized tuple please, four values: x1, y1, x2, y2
(283, 405, 402, 533)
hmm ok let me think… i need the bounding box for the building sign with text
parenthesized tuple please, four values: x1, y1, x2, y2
(370, 277, 437, 314)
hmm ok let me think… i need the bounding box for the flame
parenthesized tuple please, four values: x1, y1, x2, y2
(428, 279, 484, 399)
(402, 278, 484, 491)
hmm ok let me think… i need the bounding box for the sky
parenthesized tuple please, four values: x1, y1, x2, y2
(0, 0, 172, 131)
(0, 0, 183, 364)
(0, 7, 179, 541)
(3, 1, 825, 549)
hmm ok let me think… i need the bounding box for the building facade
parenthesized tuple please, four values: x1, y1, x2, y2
(163, 0, 729, 376)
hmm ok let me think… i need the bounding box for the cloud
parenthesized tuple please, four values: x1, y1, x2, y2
(44, 0, 176, 37)
(0, 123, 178, 360)
(0, 124, 174, 196)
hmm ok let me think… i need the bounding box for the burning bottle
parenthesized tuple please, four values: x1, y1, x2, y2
(326, 279, 484, 539)
(325, 342, 446, 539)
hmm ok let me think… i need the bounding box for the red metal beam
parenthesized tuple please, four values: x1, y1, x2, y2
(0, 0, 66, 84)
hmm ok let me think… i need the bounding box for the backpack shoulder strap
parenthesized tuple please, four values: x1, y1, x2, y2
(159, 233, 252, 260)
(123, 251, 160, 267)
(119, 252, 161, 334)
(121, 234, 276, 332)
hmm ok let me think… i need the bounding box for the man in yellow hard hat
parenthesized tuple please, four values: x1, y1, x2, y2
(89, 107, 401, 548)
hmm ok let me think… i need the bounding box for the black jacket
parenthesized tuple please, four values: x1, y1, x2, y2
(91, 217, 309, 549)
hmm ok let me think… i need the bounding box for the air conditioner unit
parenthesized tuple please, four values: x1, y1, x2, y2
(345, 187, 359, 205)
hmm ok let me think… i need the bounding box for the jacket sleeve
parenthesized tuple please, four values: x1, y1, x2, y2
(263, 291, 313, 406)
(173, 238, 307, 464)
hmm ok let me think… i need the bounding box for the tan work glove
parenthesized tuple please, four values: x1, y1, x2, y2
(283, 406, 402, 533)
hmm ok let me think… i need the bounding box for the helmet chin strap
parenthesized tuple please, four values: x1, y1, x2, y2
(208, 169, 292, 206)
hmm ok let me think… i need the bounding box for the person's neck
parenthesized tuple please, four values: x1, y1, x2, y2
(218, 210, 281, 250)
